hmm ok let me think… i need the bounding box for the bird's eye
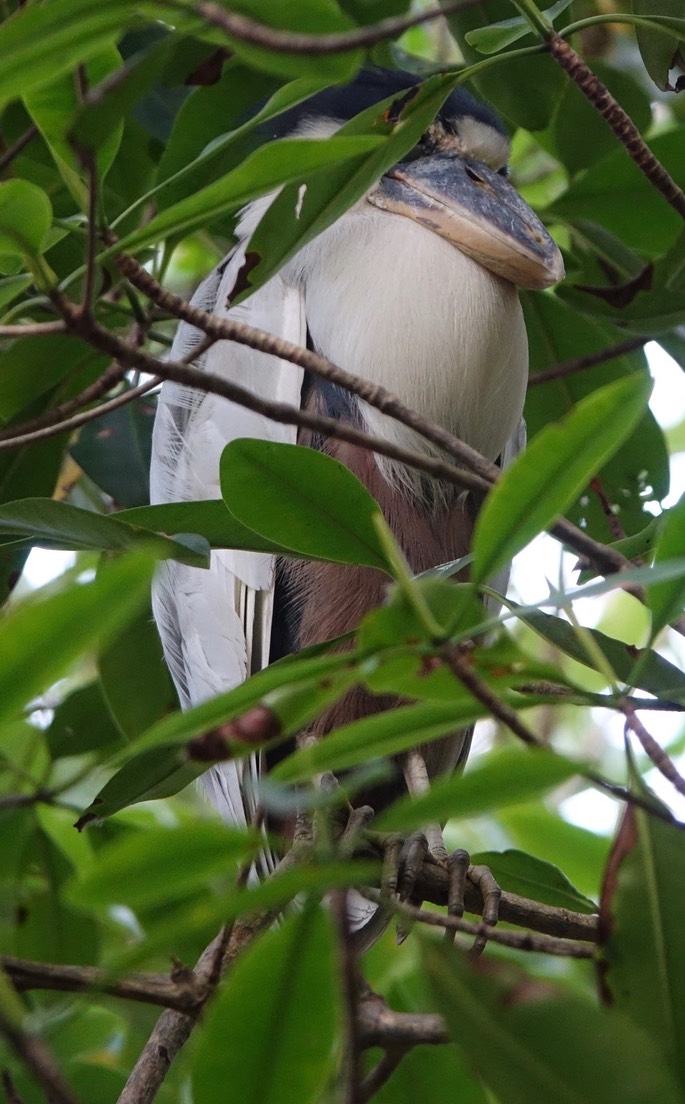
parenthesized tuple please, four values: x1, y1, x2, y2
(497, 166, 509, 178)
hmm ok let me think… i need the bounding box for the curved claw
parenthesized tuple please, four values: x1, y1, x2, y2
(468, 863, 502, 956)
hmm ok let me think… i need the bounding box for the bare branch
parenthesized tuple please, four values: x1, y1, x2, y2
(196, 0, 481, 55)
(529, 336, 648, 386)
(0, 321, 67, 337)
(0, 124, 38, 174)
(623, 702, 685, 798)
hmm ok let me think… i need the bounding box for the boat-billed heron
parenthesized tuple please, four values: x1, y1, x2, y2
(150, 67, 563, 934)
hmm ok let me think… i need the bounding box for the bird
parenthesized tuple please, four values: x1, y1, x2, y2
(150, 67, 564, 936)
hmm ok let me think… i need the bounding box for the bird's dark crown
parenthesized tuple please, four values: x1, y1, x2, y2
(269, 66, 507, 142)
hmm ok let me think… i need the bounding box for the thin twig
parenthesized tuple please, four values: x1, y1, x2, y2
(333, 891, 363, 1104)
(442, 644, 539, 746)
(0, 376, 159, 451)
(0, 321, 67, 337)
(0, 124, 38, 174)
(0, 362, 127, 444)
(196, 0, 482, 55)
(359, 1048, 404, 1104)
(0, 1007, 79, 1104)
(623, 702, 685, 798)
(529, 336, 648, 386)
(549, 33, 685, 221)
(358, 991, 448, 1049)
(2, 957, 205, 1014)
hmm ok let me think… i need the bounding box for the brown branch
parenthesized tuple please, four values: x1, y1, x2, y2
(0, 362, 127, 445)
(442, 644, 539, 747)
(623, 702, 685, 798)
(0, 321, 67, 337)
(196, 0, 482, 55)
(333, 891, 363, 1104)
(529, 336, 648, 386)
(2, 956, 206, 1014)
(549, 34, 685, 221)
(0, 376, 159, 451)
(0, 998, 79, 1104)
(359, 1047, 405, 1104)
(358, 991, 448, 1049)
(0, 124, 38, 174)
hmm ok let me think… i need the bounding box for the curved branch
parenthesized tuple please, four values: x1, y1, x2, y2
(195, 0, 480, 55)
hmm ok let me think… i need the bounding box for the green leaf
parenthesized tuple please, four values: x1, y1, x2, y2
(465, 0, 572, 54)
(632, 0, 685, 90)
(0, 498, 207, 566)
(67, 823, 257, 911)
(273, 696, 491, 784)
(220, 440, 391, 572)
(376, 746, 581, 832)
(600, 805, 685, 1091)
(24, 48, 123, 207)
(192, 903, 339, 1104)
(113, 134, 383, 255)
(448, 1, 566, 129)
(46, 681, 124, 757)
(551, 130, 685, 258)
(647, 492, 685, 639)
(0, 550, 156, 724)
(500, 805, 609, 900)
(119, 499, 294, 556)
(74, 745, 200, 826)
(517, 608, 685, 701)
(0, 180, 52, 268)
(99, 603, 178, 739)
(471, 849, 596, 913)
(422, 939, 684, 1104)
(0, 336, 107, 425)
(70, 387, 155, 508)
(523, 293, 668, 543)
(472, 374, 653, 584)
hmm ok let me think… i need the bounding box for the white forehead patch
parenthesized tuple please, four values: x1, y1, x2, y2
(453, 117, 510, 171)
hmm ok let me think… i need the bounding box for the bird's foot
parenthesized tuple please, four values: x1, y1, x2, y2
(379, 832, 501, 954)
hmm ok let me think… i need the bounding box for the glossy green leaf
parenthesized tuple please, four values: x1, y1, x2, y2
(551, 130, 685, 257)
(0, 0, 184, 112)
(74, 745, 200, 827)
(422, 939, 684, 1104)
(518, 608, 685, 701)
(0, 336, 107, 425)
(24, 49, 123, 207)
(273, 696, 491, 784)
(99, 603, 178, 738)
(448, 1, 565, 129)
(600, 805, 685, 1091)
(0, 550, 155, 724)
(472, 374, 653, 584)
(465, 0, 572, 54)
(0, 179, 52, 267)
(220, 440, 391, 572)
(633, 0, 685, 90)
(119, 499, 293, 556)
(70, 387, 155, 508)
(471, 849, 596, 913)
(113, 134, 383, 255)
(500, 805, 611, 900)
(647, 492, 685, 639)
(46, 680, 124, 757)
(67, 823, 257, 910)
(0, 498, 207, 566)
(192, 904, 338, 1104)
(376, 746, 582, 832)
